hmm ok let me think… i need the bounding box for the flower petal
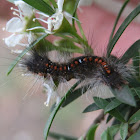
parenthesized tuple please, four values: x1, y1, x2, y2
(53, 13, 63, 30)
(27, 32, 37, 44)
(6, 17, 24, 33)
(4, 34, 24, 47)
(14, 1, 33, 17)
(64, 11, 72, 24)
(47, 18, 53, 31)
(43, 83, 53, 106)
(57, 0, 64, 12)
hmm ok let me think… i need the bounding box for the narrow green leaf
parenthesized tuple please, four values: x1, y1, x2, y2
(43, 0, 51, 6)
(120, 123, 128, 140)
(107, 5, 140, 57)
(72, 0, 81, 29)
(111, 86, 136, 107)
(49, 0, 57, 8)
(44, 80, 81, 140)
(108, 0, 130, 44)
(72, 0, 80, 16)
(48, 132, 77, 140)
(7, 33, 47, 75)
(104, 99, 121, 113)
(120, 39, 140, 64)
(128, 127, 140, 140)
(75, 14, 88, 43)
(128, 109, 140, 124)
(101, 128, 112, 140)
(83, 103, 100, 113)
(23, 0, 54, 15)
(85, 124, 99, 140)
(43, 0, 57, 9)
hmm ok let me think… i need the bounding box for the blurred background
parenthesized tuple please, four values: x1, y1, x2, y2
(0, 0, 140, 140)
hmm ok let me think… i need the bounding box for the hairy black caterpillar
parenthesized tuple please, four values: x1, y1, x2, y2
(24, 50, 131, 89)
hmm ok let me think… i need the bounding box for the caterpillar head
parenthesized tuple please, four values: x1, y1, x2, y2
(104, 56, 131, 89)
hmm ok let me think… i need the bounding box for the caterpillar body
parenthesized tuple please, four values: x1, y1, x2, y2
(24, 50, 130, 89)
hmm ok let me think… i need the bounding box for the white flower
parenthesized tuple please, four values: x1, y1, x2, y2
(3, 0, 34, 47)
(9, 32, 36, 54)
(43, 78, 61, 106)
(47, 0, 64, 31)
(28, 0, 65, 34)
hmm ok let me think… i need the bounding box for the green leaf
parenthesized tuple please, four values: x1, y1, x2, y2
(127, 76, 140, 88)
(116, 104, 131, 121)
(23, 0, 54, 15)
(120, 39, 140, 64)
(106, 115, 113, 123)
(112, 119, 121, 126)
(85, 124, 99, 140)
(83, 103, 100, 113)
(55, 17, 91, 51)
(128, 109, 140, 124)
(44, 80, 81, 140)
(133, 51, 140, 77)
(62, 84, 92, 108)
(109, 109, 126, 123)
(56, 39, 84, 54)
(107, 5, 140, 57)
(101, 128, 112, 140)
(111, 86, 136, 107)
(101, 125, 120, 140)
(120, 123, 128, 140)
(128, 127, 140, 140)
(109, 125, 120, 139)
(104, 99, 121, 113)
(7, 33, 47, 75)
(93, 97, 108, 109)
(37, 38, 83, 54)
(108, 0, 130, 44)
(48, 132, 77, 140)
(133, 88, 140, 98)
(93, 97, 126, 122)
